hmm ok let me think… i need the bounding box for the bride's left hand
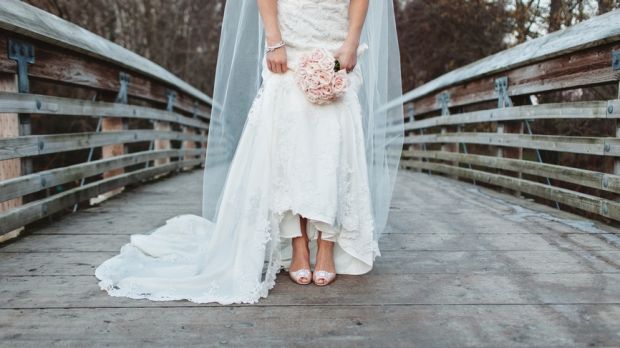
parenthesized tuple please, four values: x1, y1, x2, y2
(334, 41, 358, 73)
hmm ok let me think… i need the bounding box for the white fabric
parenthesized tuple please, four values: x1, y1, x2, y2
(201, 0, 404, 242)
(95, 0, 401, 304)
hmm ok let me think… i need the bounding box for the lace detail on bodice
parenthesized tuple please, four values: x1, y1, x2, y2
(277, 0, 350, 58)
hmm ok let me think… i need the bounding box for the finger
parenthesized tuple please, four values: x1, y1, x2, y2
(275, 62, 282, 74)
(267, 60, 273, 72)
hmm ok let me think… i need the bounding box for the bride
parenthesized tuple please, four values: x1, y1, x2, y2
(95, 0, 404, 304)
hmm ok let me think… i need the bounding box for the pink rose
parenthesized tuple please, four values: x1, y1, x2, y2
(318, 55, 335, 71)
(317, 71, 332, 87)
(309, 76, 321, 89)
(294, 48, 347, 105)
(307, 89, 321, 102)
(309, 48, 327, 62)
(332, 70, 348, 95)
(297, 66, 309, 77)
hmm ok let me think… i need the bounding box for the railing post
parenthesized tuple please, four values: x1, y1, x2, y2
(181, 101, 200, 171)
(494, 77, 523, 197)
(92, 72, 130, 204)
(153, 90, 175, 169)
(437, 91, 458, 178)
(405, 103, 417, 171)
(1, 39, 34, 241)
(8, 39, 34, 176)
(407, 102, 432, 176)
(0, 73, 23, 242)
(612, 50, 620, 211)
(200, 118, 208, 168)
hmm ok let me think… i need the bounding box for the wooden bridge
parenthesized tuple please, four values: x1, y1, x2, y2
(1, 2, 620, 347)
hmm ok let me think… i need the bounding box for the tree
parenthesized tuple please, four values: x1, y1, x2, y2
(513, 0, 543, 42)
(598, 0, 620, 14)
(397, 0, 513, 91)
(24, 0, 226, 95)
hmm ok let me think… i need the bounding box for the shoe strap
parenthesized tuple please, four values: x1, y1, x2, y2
(290, 268, 311, 277)
(313, 270, 335, 280)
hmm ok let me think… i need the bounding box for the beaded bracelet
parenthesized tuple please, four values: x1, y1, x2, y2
(266, 40, 286, 53)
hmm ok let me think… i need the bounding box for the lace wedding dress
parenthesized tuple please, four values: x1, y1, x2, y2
(95, 0, 379, 304)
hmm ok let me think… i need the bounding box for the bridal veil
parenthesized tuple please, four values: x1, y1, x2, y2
(203, 0, 405, 240)
(96, 0, 404, 304)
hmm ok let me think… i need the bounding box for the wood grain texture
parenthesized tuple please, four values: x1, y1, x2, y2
(404, 149, 620, 194)
(405, 100, 619, 131)
(100, 117, 125, 199)
(0, 130, 204, 161)
(0, 35, 211, 120)
(0, 158, 201, 235)
(1, 170, 619, 347)
(0, 73, 23, 242)
(405, 132, 620, 156)
(153, 121, 171, 167)
(0, 92, 209, 128)
(402, 160, 620, 221)
(383, 10, 620, 111)
(0, 149, 202, 202)
(0, 0, 213, 106)
(409, 44, 620, 115)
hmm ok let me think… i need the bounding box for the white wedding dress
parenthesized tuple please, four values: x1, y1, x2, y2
(95, 0, 379, 304)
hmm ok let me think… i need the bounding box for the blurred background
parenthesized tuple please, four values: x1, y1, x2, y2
(24, 0, 620, 95)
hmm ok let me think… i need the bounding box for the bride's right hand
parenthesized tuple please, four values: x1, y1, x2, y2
(266, 45, 288, 74)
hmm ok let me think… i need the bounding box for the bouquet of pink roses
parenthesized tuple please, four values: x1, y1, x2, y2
(294, 48, 348, 105)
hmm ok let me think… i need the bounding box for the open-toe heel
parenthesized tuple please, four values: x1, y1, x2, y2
(312, 270, 336, 286)
(289, 268, 312, 285)
(289, 234, 311, 285)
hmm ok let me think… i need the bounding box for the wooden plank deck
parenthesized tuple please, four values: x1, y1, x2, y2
(1, 169, 620, 347)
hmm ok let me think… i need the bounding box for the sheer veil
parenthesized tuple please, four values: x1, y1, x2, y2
(202, 0, 404, 241)
(95, 0, 405, 305)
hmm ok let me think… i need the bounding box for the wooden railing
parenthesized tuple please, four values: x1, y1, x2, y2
(0, 1, 212, 239)
(394, 9, 620, 223)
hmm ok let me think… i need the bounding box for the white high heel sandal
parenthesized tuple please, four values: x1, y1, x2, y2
(312, 270, 336, 286)
(313, 231, 336, 286)
(289, 268, 312, 285)
(289, 235, 311, 285)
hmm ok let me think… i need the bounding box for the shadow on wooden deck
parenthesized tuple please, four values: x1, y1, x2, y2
(1, 169, 620, 347)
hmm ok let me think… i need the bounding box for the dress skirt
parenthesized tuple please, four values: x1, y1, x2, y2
(94, 0, 378, 304)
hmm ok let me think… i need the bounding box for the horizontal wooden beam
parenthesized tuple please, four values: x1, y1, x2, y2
(406, 100, 620, 131)
(388, 10, 620, 110)
(0, 158, 202, 236)
(411, 45, 620, 115)
(0, 130, 205, 161)
(404, 150, 620, 194)
(0, 148, 203, 202)
(402, 160, 620, 221)
(405, 132, 620, 156)
(0, 0, 213, 106)
(0, 92, 209, 128)
(0, 35, 210, 120)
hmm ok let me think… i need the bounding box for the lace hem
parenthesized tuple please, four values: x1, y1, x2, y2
(96, 214, 283, 305)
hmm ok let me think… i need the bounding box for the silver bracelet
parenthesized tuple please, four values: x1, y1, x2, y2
(266, 40, 285, 53)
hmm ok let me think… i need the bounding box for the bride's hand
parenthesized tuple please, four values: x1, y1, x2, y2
(335, 41, 358, 73)
(266, 45, 288, 74)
